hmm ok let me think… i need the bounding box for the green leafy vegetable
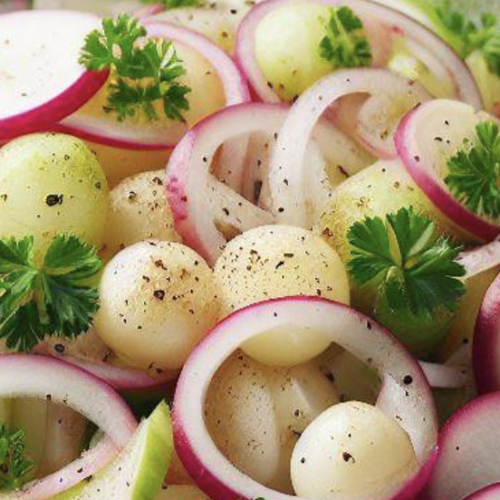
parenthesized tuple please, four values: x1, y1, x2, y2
(319, 6, 372, 69)
(0, 425, 34, 491)
(436, 0, 500, 76)
(445, 121, 500, 220)
(80, 14, 191, 122)
(0, 234, 102, 352)
(141, 0, 204, 8)
(348, 207, 466, 317)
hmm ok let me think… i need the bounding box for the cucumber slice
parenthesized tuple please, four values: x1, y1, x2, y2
(55, 401, 173, 500)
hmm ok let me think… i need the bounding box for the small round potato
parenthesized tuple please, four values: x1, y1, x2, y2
(291, 401, 418, 499)
(0, 133, 109, 249)
(101, 169, 180, 261)
(94, 240, 219, 371)
(213, 225, 350, 366)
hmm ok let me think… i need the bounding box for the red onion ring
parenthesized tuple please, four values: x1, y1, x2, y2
(419, 361, 467, 389)
(34, 343, 178, 391)
(173, 297, 437, 500)
(473, 272, 500, 393)
(166, 102, 363, 264)
(0, 355, 136, 499)
(166, 103, 284, 265)
(268, 68, 427, 227)
(235, 0, 482, 107)
(458, 239, 500, 279)
(395, 99, 498, 241)
(59, 22, 250, 150)
(0, 10, 108, 142)
(422, 392, 500, 500)
(464, 483, 500, 500)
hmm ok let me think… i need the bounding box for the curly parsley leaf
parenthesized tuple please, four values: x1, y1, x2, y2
(444, 121, 500, 220)
(80, 14, 191, 122)
(319, 6, 372, 69)
(0, 425, 34, 491)
(436, 0, 500, 76)
(0, 235, 102, 352)
(348, 207, 466, 317)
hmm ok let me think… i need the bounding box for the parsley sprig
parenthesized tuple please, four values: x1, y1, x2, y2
(0, 425, 34, 491)
(436, 0, 500, 76)
(445, 121, 500, 220)
(0, 235, 102, 353)
(80, 15, 191, 122)
(319, 7, 372, 69)
(347, 208, 465, 353)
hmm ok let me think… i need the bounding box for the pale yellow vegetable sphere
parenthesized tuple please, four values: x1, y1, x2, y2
(291, 401, 419, 499)
(0, 133, 109, 249)
(213, 225, 350, 366)
(94, 240, 220, 371)
(101, 169, 180, 261)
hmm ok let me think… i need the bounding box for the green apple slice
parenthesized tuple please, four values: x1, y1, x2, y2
(56, 401, 173, 500)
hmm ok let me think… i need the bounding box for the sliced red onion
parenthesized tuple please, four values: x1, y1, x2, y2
(5, 439, 117, 500)
(269, 68, 427, 227)
(395, 99, 498, 241)
(458, 239, 500, 279)
(419, 361, 467, 389)
(166, 103, 284, 265)
(422, 392, 500, 500)
(36, 349, 177, 391)
(0, 10, 108, 141)
(167, 102, 364, 263)
(464, 483, 500, 500)
(235, 0, 482, 107)
(0, 355, 136, 499)
(59, 21, 250, 150)
(134, 3, 165, 19)
(174, 297, 438, 500)
(473, 272, 500, 393)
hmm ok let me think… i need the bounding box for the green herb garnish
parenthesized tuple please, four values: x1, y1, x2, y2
(319, 6, 372, 69)
(436, 0, 500, 76)
(80, 14, 191, 122)
(445, 121, 500, 220)
(347, 207, 465, 354)
(0, 234, 102, 352)
(0, 425, 34, 491)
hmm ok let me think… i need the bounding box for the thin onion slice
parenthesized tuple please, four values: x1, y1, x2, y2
(166, 102, 364, 264)
(166, 103, 280, 265)
(59, 21, 250, 150)
(458, 239, 500, 279)
(473, 272, 500, 393)
(419, 361, 467, 389)
(395, 99, 499, 241)
(0, 355, 136, 499)
(34, 342, 177, 391)
(269, 68, 428, 227)
(464, 483, 500, 500)
(5, 439, 117, 500)
(235, 0, 482, 107)
(174, 297, 438, 500)
(422, 392, 500, 500)
(0, 10, 108, 141)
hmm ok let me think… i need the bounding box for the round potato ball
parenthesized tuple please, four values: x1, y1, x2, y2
(101, 169, 180, 261)
(213, 225, 350, 366)
(94, 240, 220, 371)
